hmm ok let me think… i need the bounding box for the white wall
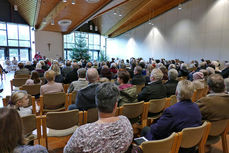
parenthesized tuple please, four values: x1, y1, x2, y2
(35, 31, 63, 59)
(107, 0, 229, 63)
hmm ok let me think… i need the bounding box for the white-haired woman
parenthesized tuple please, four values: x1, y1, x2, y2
(35, 62, 45, 77)
(141, 80, 202, 153)
(165, 69, 179, 97)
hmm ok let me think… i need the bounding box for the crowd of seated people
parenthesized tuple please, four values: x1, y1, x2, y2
(2, 56, 229, 153)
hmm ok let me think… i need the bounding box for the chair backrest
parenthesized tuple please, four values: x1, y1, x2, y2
(45, 110, 83, 130)
(209, 119, 229, 136)
(42, 110, 83, 149)
(148, 98, 166, 113)
(170, 95, 177, 106)
(84, 107, 98, 123)
(121, 101, 144, 119)
(142, 132, 180, 153)
(136, 84, 145, 94)
(20, 84, 41, 96)
(63, 84, 70, 93)
(21, 114, 41, 144)
(11, 78, 28, 88)
(196, 88, 204, 101)
(202, 87, 209, 97)
(14, 74, 30, 79)
(192, 90, 198, 102)
(43, 92, 67, 109)
(179, 121, 210, 149)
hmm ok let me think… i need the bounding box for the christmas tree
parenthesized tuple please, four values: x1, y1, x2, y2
(70, 37, 90, 61)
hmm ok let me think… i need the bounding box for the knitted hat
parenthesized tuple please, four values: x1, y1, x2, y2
(193, 72, 204, 80)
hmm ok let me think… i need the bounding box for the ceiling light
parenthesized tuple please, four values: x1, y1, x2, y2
(51, 19, 55, 25)
(113, 10, 117, 15)
(63, 0, 67, 2)
(95, 26, 98, 31)
(58, 19, 72, 32)
(85, 0, 100, 3)
(119, 14, 122, 17)
(42, 18, 47, 24)
(72, 0, 76, 4)
(14, 5, 18, 11)
(178, 3, 183, 10)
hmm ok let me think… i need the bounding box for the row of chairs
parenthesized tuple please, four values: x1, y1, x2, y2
(192, 87, 209, 102)
(141, 120, 229, 153)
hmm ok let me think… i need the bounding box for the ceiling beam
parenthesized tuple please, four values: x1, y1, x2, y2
(92, 0, 130, 19)
(65, 0, 112, 34)
(109, 0, 187, 38)
(33, 0, 41, 27)
(37, 1, 68, 30)
(103, 0, 152, 36)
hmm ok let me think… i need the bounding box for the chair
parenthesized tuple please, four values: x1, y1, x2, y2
(2, 95, 36, 114)
(176, 121, 211, 153)
(40, 92, 68, 114)
(169, 95, 177, 106)
(192, 88, 204, 102)
(10, 78, 28, 92)
(202, 86, 209, 97)
(141, 132, 181, 153)
(63, 84, 70, 93)
(83, 107, 98, 124)
(21, 114, 42, 145)
(177, 76, 187, 81)
(14, 74, 30, 79)
(68, 90, 77, 106)
(119, 101, 149, 134)
(147, 98, 167, 124)
(136, 84, 145, 94)
(206, 119, 229, 153)
(41, 110, 84, 149)
(19, 84, 41, 96)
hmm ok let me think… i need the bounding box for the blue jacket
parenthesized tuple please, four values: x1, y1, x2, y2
(146, 100, 202, 153)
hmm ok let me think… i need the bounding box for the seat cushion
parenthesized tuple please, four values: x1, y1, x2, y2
(47, 125, 78, 137)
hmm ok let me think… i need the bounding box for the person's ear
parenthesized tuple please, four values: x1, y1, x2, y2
(17, 100, 22, 106)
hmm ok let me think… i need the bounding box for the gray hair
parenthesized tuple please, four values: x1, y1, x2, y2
(206, 67, 215, 75)
(86, 68, 99, 83)
(150, 68, 163, 81)
(176, 80, 194, 101)
(224, 78, 229, 92)
(168, 64, 176, 70)
(77, 68, 86, 78)
(181, 63, 188, 70)
(95, 82, 120, 113)
(134, 66, 142, 74)
(168, 69, 178, 80)
(208, 74, 225, 93)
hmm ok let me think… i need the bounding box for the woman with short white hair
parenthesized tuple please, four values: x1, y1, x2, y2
(142, 80, 202, 153)
(165, 69, 179, 97)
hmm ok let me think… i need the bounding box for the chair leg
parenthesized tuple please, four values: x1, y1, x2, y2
(221, 135, 228, 153)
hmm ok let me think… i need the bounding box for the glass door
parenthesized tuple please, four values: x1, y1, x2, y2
(19, 48, 29, 61)
(9, 48, 19, 61)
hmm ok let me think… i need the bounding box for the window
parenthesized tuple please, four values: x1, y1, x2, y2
(64, 31, 106, 61)
(0, 22, 32, 61)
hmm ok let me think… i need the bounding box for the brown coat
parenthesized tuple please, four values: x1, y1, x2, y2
(196, 93, 229, 121)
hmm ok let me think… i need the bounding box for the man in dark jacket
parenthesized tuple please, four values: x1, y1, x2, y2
(131, 66, 146, 85)
(62, 60, 73, 78)
(165, 69, 179, 97)
(68, 68, 99, 111)
(64, 63, 79, 84)
(138, 68, 166, 102)
(221, 63, 229, 78)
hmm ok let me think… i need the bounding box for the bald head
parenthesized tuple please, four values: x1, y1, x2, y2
(86, 68, 99, 83)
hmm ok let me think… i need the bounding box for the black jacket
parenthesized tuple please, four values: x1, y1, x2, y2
(64, 68, 78, 84)
(221, 67, 229, 78)
(131, 74, 146, 85)
(75, 83, 100, 111)
(138, 80, 167, 102)
(164, 79, 178, 97)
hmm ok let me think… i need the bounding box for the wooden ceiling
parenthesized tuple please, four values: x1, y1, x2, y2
(7, 0, 189, 37)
